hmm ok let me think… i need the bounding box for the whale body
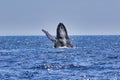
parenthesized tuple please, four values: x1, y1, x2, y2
(42, 23, 73, 48)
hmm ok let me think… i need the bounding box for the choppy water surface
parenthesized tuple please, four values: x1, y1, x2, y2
(0, 36, 120, 80)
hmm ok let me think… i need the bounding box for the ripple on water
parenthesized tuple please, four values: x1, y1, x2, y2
(0, 36, 120, 80)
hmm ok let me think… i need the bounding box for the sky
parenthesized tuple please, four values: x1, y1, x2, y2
(0, 0, 120, 36)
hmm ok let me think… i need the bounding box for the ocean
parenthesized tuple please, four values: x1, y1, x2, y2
(0, 36, 120, 80)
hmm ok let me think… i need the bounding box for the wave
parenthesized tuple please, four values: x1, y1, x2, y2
(30, 63, 90, 70)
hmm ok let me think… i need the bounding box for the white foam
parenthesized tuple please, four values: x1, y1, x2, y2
(58, 46, 68, 48)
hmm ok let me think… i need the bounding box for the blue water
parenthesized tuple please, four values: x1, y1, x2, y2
(0, 36, 120, 80)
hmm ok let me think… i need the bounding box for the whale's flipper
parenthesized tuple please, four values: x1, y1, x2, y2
(42, 29, 56, 42)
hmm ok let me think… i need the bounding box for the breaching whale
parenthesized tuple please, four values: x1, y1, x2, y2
(42, 23, 73, 48)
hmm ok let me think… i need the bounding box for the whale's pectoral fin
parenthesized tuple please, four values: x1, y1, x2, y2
(42, 29, 56, 42)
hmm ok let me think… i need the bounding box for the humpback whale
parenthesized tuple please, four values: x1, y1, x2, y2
(42, 23, 73, 48)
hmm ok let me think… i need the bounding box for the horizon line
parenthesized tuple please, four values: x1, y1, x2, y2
(0, 34, 120, 37)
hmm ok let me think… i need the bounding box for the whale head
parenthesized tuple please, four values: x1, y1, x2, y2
(56, 23, 69, 39)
